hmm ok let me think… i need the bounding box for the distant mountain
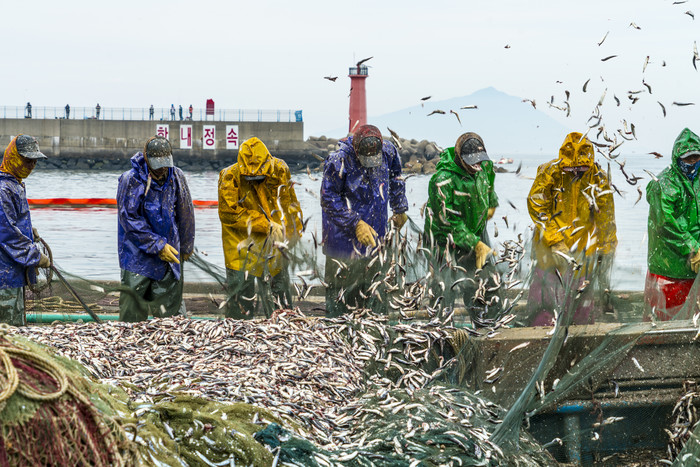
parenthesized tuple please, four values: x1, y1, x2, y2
(323, 87, 573, 156)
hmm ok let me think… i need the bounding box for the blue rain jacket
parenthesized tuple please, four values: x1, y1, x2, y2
(0, 172, 39, 288)
(117, 153, 195, 281)
(321, 137, 408, 258)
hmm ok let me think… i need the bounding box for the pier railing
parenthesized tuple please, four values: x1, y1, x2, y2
(3, 106, 302, 122)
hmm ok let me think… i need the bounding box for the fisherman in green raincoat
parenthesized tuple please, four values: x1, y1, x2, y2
(423, 132, 501, 325)
(645, 128, 700, 320)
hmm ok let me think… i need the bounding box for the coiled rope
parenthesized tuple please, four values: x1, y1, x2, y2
(0, 324, 68, 406)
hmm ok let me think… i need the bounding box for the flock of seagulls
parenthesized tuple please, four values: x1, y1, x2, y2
(318, 7, 699, 200)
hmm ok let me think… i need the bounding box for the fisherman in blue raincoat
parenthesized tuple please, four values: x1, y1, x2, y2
(321, 124, 408, 316)
(117, 136, 195, 322)
(0, 135, 50, 326)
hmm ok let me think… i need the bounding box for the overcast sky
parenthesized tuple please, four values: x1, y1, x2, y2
(4, 0, 700, 152)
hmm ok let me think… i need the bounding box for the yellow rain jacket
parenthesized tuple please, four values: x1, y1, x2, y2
(528, 132, 617, 266)
(218, 137, 303, 277)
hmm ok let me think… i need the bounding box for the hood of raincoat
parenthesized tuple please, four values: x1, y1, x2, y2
(219, 153, 303, 277)
(646, 128, 700, 279)
(238, 137, 273, 177)
(424, 146, 498, 255)
(321, 137, 408, 258)
(557, 132, 595, 170)
(0, 172, 40, 288)
(0, 136, 35, 180)
(528, 133, 617, 267)
(673, 127, 700, 181)
(117, 153, 195, 281)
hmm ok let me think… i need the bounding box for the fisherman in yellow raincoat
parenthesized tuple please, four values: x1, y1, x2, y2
(526, 132, 617, 326)
(218, 137, 303, 318)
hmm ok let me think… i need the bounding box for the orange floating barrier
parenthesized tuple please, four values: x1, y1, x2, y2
(28, 198, 218, 208)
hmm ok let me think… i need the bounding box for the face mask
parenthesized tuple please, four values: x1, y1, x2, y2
(678, 158, 700, 181)
(0, 151, 34, 180)
(242, 175, 267, 182)
(563, 165, 589, 181)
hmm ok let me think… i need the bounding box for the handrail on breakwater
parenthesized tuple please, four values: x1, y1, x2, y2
(3, 106, 302, 123)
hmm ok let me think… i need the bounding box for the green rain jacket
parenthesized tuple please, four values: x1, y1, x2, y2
(424, 147, 498, 252)
(647, 128, 700, 279)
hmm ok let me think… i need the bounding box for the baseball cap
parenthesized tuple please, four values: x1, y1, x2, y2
(144, 136, 174, 169)
(458, 137, 490, 166)
(15, 135, 47, 159)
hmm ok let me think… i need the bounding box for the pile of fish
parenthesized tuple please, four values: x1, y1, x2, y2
(666, 381, 700, 464)
(13, 311, 365, 446)
(10, 310, 555, 464)
(318, 385, 554, 466)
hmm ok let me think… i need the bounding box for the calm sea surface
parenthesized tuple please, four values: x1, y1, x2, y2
(26, 154, 668, 290)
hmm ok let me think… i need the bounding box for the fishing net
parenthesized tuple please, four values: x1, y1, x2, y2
(14, 195, 700, 466)
(0, 325, 327, 466)
(0, 328, 135, 466)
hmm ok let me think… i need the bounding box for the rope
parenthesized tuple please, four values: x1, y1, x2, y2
(0, 327, 69, 403)
(32, 295, 103, 312)
(5, 347, 68, 401)
(0, 346, 19, 406)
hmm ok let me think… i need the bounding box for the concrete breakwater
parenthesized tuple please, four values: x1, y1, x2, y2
(0, 118, 441, 173)
(1, 118, 306, 171)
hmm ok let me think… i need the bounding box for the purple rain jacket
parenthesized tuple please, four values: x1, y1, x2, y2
(0, 172, 39, 288)
(117, 153, 195, 281)
(321, 136, 408, 258)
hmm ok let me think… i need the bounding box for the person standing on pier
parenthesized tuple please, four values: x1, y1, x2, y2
(320, 124, 408, 316)
(25, 102, 31, 119)
(170, 104, 175, 121)
(96, 103, 101, 119)
(117, 136, 195, 322)
(178, 105, 183, 121)
(526, 132, 617, 326)
(218, 137, 303, 318)
(645, 128, 700, 320)
(0, 135, 50, 326)
(423, 132, 501, 326)
(188, 104, 193, 120)
(65, 104, 70, 119)
(149, 105, 154, 120)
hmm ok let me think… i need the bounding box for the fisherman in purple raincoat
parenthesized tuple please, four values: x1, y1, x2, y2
(0, 135, 50, 326)
(117, 136, 195, 322)
(320, 124, 408, 316)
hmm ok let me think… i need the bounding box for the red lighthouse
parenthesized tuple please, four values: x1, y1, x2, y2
(348, 63, 369, 133)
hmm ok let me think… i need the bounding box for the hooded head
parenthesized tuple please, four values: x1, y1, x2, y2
(238, 137, 272, 181)
(0, 134, 46, 180)
(673, 128, 700, 181)
(558, 132, 594, 176)
(454, 132, 489, 173)
(352, 124, 383, 168)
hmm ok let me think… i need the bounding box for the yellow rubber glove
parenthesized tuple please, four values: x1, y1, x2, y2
(38, 253, 50, 268)
(355, 220, 377, 247)
(391, 212, 408, 230)
(487, 207, 496, 220)
(269, 222, 286, 244)
(32, 227, 40, 241)
(158, 244, 180, 264)
(692, 250, 700, 273)
(474, 241, 493, 269)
